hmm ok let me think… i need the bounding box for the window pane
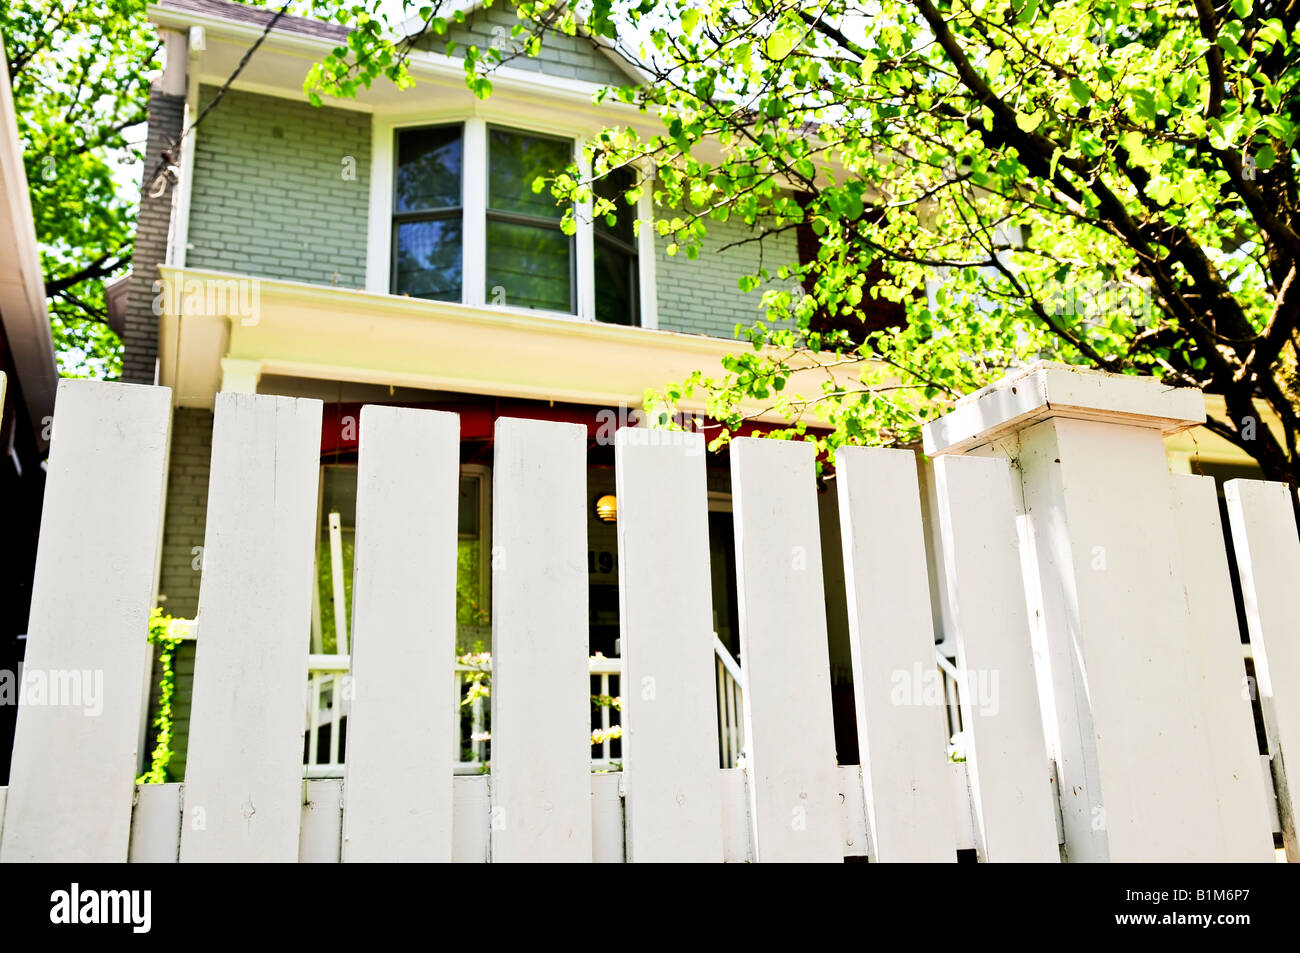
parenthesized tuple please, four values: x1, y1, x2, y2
(395, 219, 463, 301)
(396, 126, 462, 213)
(488, 128, 570, 220)
(594, 168, 636, 245)
(594, 240, 636, 325)
(486, 219, 572, 312)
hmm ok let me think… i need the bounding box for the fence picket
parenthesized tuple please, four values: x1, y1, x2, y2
(489, 417, 592, 862)
(1224, 478, 1300, 856)
(615, 428, 723, 862)
(341, 406, 460, 861)
(835, 447, 955, 862)
(932, 454, 1059, 862)
(730, 437, 842, 862)
(0, 380, 170, 862)
(179, 393, 322, 862)
(1168, 474, 1275, 860)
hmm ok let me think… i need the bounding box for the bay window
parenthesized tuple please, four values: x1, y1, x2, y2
(383, 120, 644, 326)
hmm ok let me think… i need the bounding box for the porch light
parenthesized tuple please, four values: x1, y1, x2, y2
(595, 494, 618, 523)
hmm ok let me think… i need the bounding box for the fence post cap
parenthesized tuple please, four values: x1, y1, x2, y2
(921, 361, 1205, 456)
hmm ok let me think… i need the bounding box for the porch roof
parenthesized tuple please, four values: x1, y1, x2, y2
(155, 265, 859, 421)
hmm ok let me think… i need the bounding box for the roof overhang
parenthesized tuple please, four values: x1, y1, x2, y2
(147, 1, 652, 123)
(156, 265, 857, 422)
(0, 42, 58, 450)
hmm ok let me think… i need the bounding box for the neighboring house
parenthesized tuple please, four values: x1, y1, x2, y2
(122, 0, 1273, 778)
(0, 41, 60, 783)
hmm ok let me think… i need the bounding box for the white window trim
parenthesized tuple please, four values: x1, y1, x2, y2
(367, 110, 655, 328)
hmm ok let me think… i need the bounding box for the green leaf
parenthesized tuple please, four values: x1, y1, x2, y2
(1016, 111, 1044, 133)
(1069, 78, 1092, 107)
(765, 28, 799, 60)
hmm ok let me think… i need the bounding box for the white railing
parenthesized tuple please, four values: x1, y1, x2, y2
(304, 641, 744, 777)
(714, 636, 745, 768)
(304, 653, 350, 780)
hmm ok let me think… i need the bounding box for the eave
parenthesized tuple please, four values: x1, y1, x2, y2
(0, 43, 58, 450)
(156, 266, 856, 423)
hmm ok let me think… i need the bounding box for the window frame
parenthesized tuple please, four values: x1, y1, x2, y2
(592, 166, 641, 327)
(367, 111, 658, 328)
(390, 122, 465, 301)
(484, 124, 578, 315)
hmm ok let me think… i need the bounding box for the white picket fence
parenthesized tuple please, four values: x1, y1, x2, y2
(0, 364, 1297, 862)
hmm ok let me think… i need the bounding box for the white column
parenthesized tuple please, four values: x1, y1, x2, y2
(218, 357, 262, 394)
(923, 362, 1227, 862)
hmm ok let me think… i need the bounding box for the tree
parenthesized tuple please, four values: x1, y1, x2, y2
(311, 0, 1300, 480)
(3, 0, 164, 377)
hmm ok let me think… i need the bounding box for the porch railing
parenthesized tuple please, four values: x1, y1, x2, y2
(303, 640, 746, 778)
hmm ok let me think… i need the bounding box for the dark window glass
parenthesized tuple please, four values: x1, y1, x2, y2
(395, 219, 463, 302)
(593, 168, 639, 325)
(393, 125, 463, 300)
(488, 129, 571, 219)
(486, 127, 573, 312)
(396, 126, 462, 213)
(485, 220, 572, 312)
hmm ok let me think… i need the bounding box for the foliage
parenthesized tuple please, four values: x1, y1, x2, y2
(307, 0, 1300, 479)
(137, 609, 185, 784)
(2, 0, 168, 377)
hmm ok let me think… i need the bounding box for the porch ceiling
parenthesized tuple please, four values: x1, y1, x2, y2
(156, 265, 858, 419)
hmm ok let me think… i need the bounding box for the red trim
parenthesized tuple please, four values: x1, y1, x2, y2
(320, 396, 825, 456)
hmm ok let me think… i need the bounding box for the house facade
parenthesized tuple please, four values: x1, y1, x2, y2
(119, 0, 1274, 779)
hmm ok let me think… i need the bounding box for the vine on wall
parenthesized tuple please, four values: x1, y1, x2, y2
(136, 609, 184, 784)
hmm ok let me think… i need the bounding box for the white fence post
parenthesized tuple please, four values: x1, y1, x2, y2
(924, 362, 1227, 861)
(1225, 477, 1300, 857)
(835, 447, 955, 862)
(615, 428, 723, 862)
(179, 393, 322, 862)
(489, 417, 592, 862)
(0, 380, 170, 862)
(730, 437, 842, 862)
(932, 454, 1059, 862)
(341, 406, 460, 861)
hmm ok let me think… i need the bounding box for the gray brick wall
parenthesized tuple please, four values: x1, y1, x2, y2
(144, 406, 213, 781)
(428, 5, 633, 86)
(157, 407, 212, 619)
(654, 214, 800, 338)
(186, 86, 371, 287)
(122, 88, 185, 384)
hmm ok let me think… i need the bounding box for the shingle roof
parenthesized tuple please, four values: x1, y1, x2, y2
(156, 0, 351, 43)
